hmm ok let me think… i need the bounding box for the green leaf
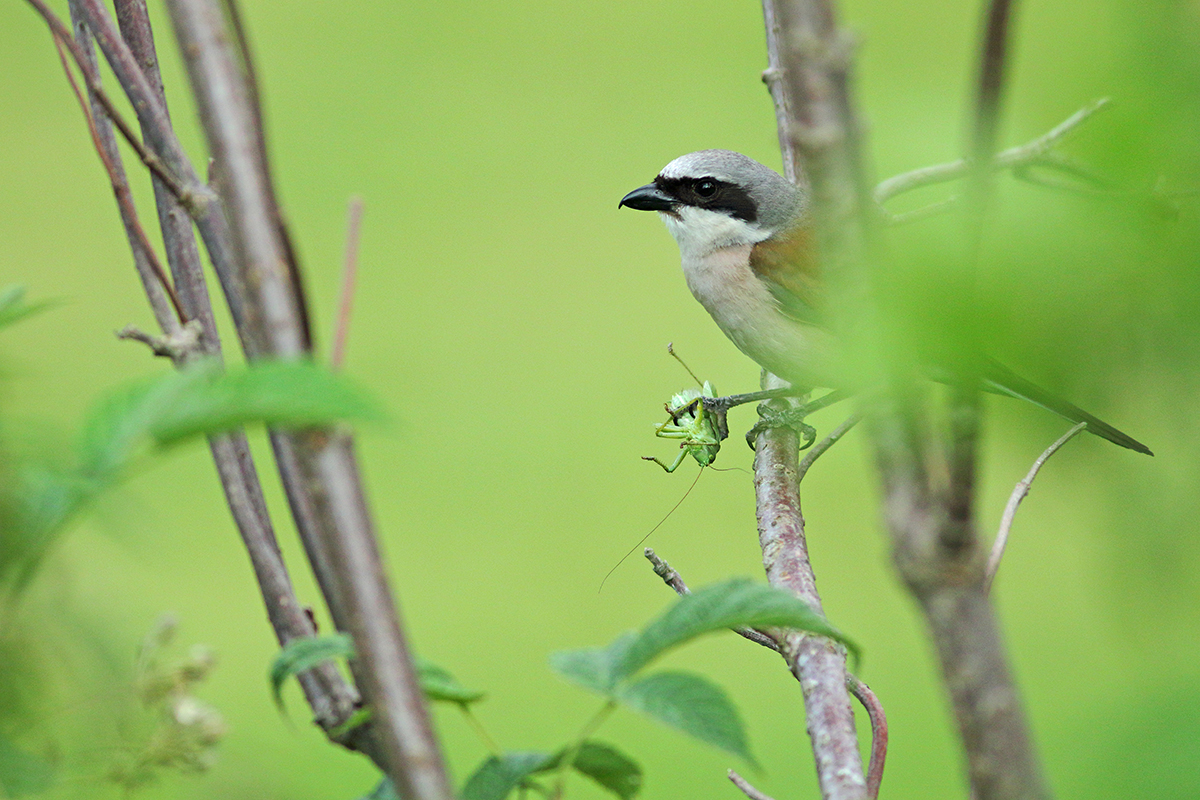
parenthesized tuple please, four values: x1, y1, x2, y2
(269, 633, 355, 710)
(0, 465, 92, 594)
(614, 578, 858, 681)
(358, 777, 400, 800)
(618, 671, 755, 766)
(541, 741, 641, 800)
(461, 752, 554, 800)
(0, 733, 54, 797)
(76, 358, 382, 480)
(549, 632, 635, 695)
(149, 359, 384, 445)
(77, 363, 213, 478)
(0, 285, 55, 330)
(416, 657, 484, 705)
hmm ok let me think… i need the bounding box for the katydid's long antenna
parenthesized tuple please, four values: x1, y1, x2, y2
(598, 467, 703, 593)
(666, 342, 704, 388)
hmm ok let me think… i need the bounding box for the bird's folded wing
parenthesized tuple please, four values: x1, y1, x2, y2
(748, 223, 823, 324)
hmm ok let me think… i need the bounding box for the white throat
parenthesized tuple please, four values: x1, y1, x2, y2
(658, 206, 772, 260)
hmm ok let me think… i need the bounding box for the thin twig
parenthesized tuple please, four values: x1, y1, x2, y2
(25, 0, 191, 204)
(332, 197, 364, 371)
(112, 0, 215, 360)
(644, 549, 779, 652)
(846, 676, 887, 800)
(985, 422, 1086, 593)
(797, 414, 862, 482)
(729, 770, 777, 800)
(116, 322, 203, 360)
(873, 99, 1110, 217)
(53, 27, 184, 325)
(971, 0, 1017, 173)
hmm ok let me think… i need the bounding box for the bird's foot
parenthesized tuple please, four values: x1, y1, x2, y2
(746, 403, 818, 450)
(702, 386, 808, 443)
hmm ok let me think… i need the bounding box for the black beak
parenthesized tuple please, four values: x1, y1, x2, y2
(619, 183, 677, 212)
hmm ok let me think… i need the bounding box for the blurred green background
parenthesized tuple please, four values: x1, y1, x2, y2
(2, 0, 1198, 797)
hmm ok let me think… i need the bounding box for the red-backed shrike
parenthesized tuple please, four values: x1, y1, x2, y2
(620, 149, 1151, 455)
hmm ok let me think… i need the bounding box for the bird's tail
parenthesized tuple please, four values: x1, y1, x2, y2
(982, 360, 1153, 456)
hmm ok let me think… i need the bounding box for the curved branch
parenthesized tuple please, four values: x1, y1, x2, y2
(985, 422, 1086, 593)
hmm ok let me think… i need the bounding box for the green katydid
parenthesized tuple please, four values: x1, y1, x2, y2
(643, 345, 722, 472)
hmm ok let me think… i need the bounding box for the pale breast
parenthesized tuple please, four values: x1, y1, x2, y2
(680, 244, 838, 388)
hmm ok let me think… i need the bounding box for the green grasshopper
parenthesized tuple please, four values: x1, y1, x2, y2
(643, 346, 722, 472)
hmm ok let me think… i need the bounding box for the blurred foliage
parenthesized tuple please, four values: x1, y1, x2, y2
(106, 616, 224, 793)
(1, 0, 1198, 799)
(0, 295, 383, 796)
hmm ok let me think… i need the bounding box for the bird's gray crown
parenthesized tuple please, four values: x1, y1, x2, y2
(657, 150, 803, 231)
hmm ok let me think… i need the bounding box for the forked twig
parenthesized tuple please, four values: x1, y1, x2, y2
(874, 99, 1111, 223)
(985, 422, 1087, 593)
(647, 545, 889, 798)
(25, 0, 191, 204)
(846, 675, 887, 800)
(51, 32, 184, 323)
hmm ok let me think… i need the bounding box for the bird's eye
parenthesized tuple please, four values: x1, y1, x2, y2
(694, 179, 718, 198)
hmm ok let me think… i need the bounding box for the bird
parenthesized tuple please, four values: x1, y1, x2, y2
(619, 149, 1152, 455)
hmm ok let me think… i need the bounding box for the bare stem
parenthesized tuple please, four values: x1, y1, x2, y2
(757, 1, 871, 794)
(165, 1, 451, 796)
(797, 413, 861, 482)
(63, 0, 370, 753)
(729, 770, 777, 800)
(25, 0, 195, 205)
(985, 422, 1086, 593)
(753, 373, 865, 800)
(846, 676, 887, 800)
(646, 547, 891, 799)
(761, 0, 1050, 796)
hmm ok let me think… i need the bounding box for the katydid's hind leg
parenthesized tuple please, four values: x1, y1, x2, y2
(642, 450, 687, 473)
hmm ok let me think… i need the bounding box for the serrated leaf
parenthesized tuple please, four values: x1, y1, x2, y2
(0, 733, 54, 797)
(618, 671, 755, 766)
(270, 633, 355, 710)
(549, 632, 635, 695)
(415, 657, 484, 705)
(540, 741, 641, 800)
(614, 578, 858, 681)
(461, 752, 554, 800)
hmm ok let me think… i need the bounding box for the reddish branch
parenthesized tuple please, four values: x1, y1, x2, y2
(28, 0, 451, 793)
